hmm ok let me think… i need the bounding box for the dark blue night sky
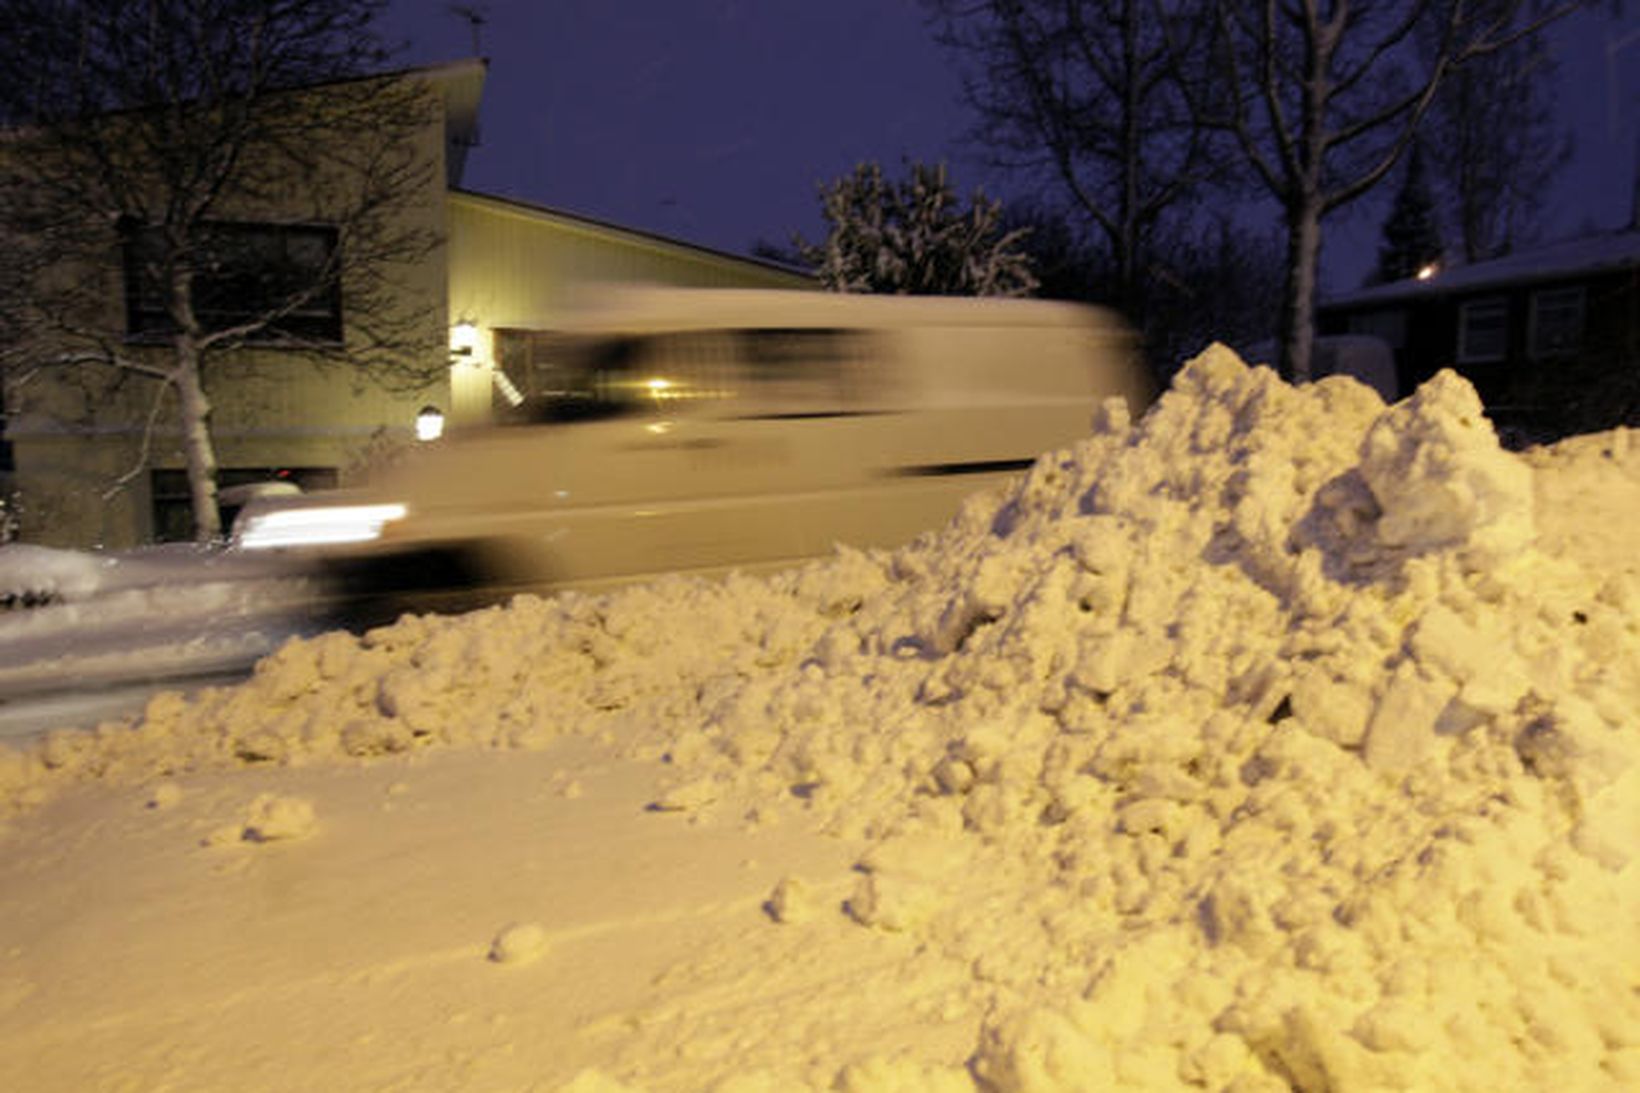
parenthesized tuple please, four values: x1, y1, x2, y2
(384, 1, 1639, 294)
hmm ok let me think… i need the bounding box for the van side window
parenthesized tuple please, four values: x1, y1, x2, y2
(559, 337, 640, 421)
(493, 329, 602, 422)
(492, 331, 643, 423)
(635, 331, 739, 410)
(495, 326, 886, 423)
(733, 328, 877, 418)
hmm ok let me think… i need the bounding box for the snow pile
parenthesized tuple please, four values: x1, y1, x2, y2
(0, 544, 108, 607)
(2, 345, 1637, 1090)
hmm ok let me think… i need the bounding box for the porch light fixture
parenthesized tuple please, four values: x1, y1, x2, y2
(450, 319, 480, 358)
(416, 405, 445, 441)
(1415, 262, 1440, 281)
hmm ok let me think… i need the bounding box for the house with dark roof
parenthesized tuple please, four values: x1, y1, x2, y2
(1317, 228, 1640, 439)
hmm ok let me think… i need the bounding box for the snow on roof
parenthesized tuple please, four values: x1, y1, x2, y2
(1324, 228, 1640, 309)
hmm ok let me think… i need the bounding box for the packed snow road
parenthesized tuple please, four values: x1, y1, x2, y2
(0, 544, 326, 740)
(0, 536, 719, 740)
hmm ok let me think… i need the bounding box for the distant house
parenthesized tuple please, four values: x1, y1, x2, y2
(1316, 229, 1640, 438)
(1, 58, 810, 548)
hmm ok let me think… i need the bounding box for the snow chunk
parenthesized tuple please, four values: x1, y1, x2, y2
(971, 1007, 1116, 1092)
(1358, 368, 1533, 567)
(0, 543, 108, 604)
(241, 794, 317, 842)
(488, 921, 549, 965)
(145, 780, 183, 811)
(763, 875, 817, 924)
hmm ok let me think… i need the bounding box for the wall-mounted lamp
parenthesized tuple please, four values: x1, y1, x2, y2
(1415, 262, 1440, 282)
(416, 405, 446, 442)
(450, 319, 480, 359)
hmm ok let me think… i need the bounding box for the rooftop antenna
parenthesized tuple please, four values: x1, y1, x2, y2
(449, 4, 489, 57)
(444, 3, 487, 167)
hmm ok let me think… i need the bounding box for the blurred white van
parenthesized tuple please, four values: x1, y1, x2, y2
(237, 288, 1151, 610)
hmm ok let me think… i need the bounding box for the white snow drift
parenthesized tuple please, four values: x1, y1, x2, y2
(0, 345, 1636, 1091)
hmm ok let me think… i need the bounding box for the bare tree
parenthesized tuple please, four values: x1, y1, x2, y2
(1210, 0, 1577, 382)
(999, 197, 1108, 303)
(1147, 214, 1287, 372)
(794, 161, 1039, 297)
(1003, 199, 1284, 378)
(923, 0, 1221, 321)
(1418, 1, 1571, 262)
(0, 0, 443, 541)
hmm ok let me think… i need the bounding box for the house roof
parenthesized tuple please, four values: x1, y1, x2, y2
(1323, 228, 1640, 310)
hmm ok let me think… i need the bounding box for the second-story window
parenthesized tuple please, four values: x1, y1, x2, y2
(124, 222, 343, 343)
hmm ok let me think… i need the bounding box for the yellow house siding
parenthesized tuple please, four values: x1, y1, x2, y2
(4, 57, 816, 547)
(447, 191, 810, 333)
(443, 191, 810, 428)
(5, 68, 462, 548)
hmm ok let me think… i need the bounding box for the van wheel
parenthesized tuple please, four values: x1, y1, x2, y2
(321, 543, 514, 629)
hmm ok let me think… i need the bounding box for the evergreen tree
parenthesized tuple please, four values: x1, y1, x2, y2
(794, 162, 1037, 296)
(1371, 145, 1445, 285)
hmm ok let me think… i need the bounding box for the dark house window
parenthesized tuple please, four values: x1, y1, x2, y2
(1528, 286, 1585, 359)
(150, 466, 338, 542)
(124, 222, 343, 343)
(1457, 298, 1508, 364)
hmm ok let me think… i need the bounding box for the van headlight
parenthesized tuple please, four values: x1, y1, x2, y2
(234, 503, 409, 550)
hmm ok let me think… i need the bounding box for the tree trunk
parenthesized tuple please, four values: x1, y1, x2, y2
(1279, 199, 1322, 385)
(1117, 0, 1141, 322)
(172, 341, 221, 542)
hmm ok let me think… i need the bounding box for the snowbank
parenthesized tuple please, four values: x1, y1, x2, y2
(0, 544, 108, 606)
(1, 346, 1636, 1091)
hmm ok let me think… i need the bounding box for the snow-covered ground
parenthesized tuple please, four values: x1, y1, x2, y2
(1, 346, 1637, 1091)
